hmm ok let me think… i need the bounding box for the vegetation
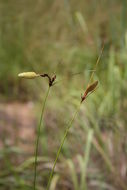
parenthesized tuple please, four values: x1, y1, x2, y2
(0, 0, 127, 190)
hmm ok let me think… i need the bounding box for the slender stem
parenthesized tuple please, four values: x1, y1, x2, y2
(46, 103, 81, 190)
(88, 44, 104, 86)
(46, 46, 103, 189)
(34, 86, 50, 190)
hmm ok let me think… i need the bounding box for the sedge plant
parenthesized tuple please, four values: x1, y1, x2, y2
(18, 71, 56, 190)
(46, 45, 104, 190)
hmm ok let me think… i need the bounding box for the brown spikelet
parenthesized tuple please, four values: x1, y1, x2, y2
(85, 80, 98, 96)
(81, 80, 98, 102)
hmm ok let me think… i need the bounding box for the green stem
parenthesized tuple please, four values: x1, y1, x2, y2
(46, 103, 81, 190)
(34, 86, 50, 190)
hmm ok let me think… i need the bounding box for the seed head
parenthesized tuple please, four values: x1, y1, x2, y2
(85, 80, 98, 96)
(81, 80, 98, 103)
(18, 72, 40, 79)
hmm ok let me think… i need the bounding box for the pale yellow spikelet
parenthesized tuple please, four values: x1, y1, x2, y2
(18, 72, 40, 79)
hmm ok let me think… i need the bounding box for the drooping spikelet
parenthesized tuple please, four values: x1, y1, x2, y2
(18, 72, 40, 79)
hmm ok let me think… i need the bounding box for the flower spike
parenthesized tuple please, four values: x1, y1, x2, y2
(18, 72, 40, 79)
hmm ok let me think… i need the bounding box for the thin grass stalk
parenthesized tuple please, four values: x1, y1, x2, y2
(34, 86, 50, 190)
(46, 103, 81, 190)
(80, 129, 93, 190)
(46, 45, 104, 190)
(67, 159, 79, 190)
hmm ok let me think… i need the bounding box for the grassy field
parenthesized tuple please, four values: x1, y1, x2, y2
(0, 0, 127, 190)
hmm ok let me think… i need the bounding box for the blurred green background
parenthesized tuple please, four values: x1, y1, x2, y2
(0, 0, 127, 190)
